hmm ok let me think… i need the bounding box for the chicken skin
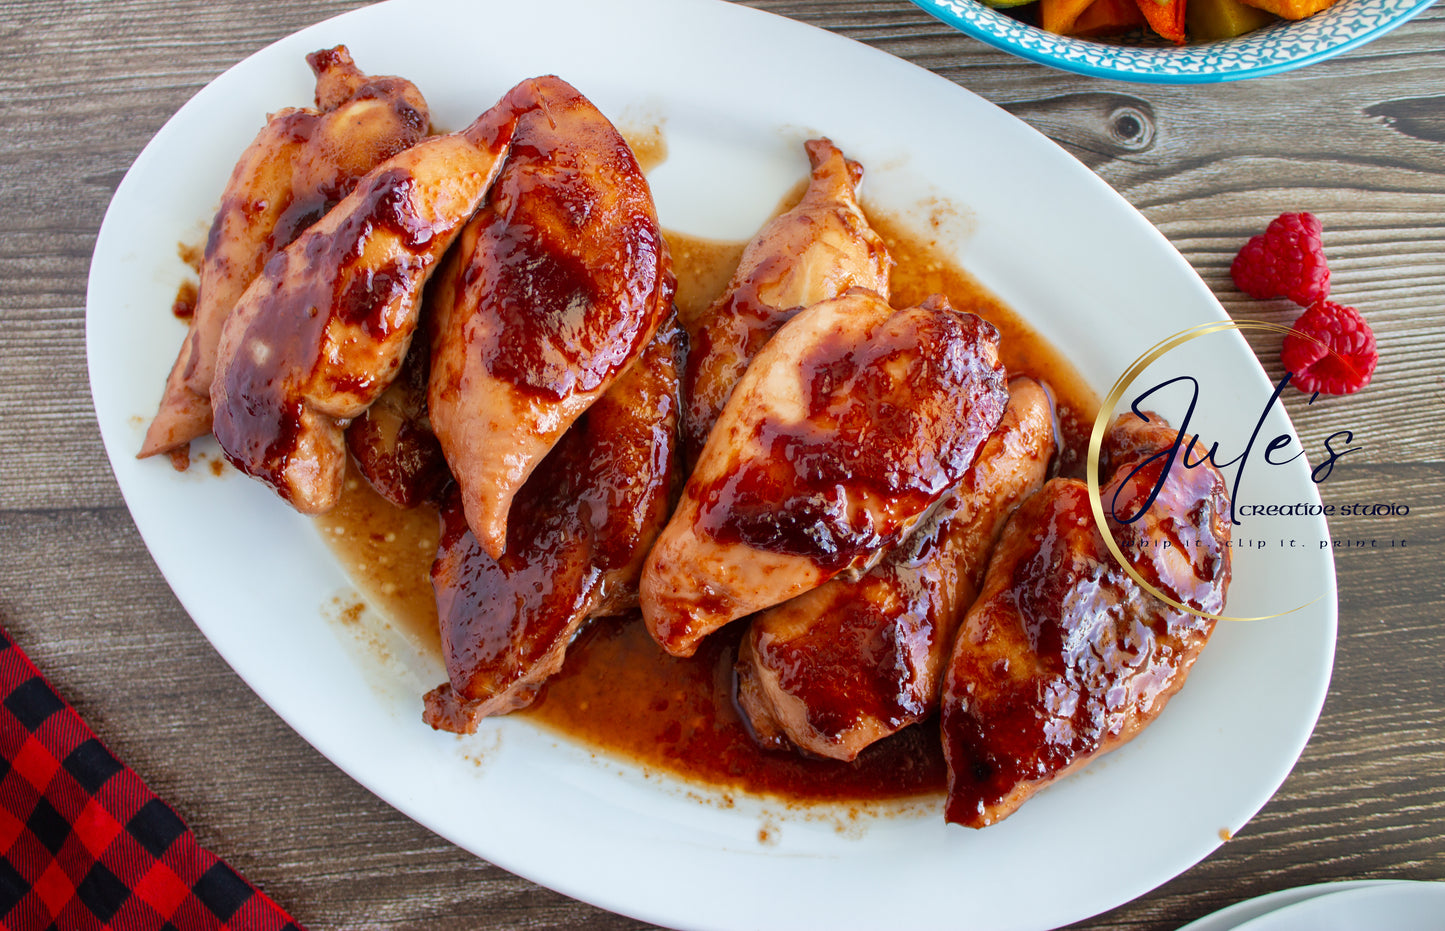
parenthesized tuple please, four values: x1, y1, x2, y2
(941, 410, 1232, 828)
(344, 330, 448, 509)
(210, 77, 544, 512)
(427, 78, 673, 560)
(423, 319, 683, 734)
(141, 46, 430, 462)
(737, 378, 1055, 761)
(640, 290, 1008, 658)
(681, 137, 890, 464)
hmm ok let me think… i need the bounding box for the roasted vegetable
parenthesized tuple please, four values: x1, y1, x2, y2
(1013, 0, 1331, 42)
(1072, 0, 1148, 36)
(1137, 0, 1188, 43)
(1041, 0, 1098, 33)
(1234, 0, 1332, 18)
(1188, 0, 1278, 39)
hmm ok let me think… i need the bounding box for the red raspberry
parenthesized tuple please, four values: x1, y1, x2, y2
(1231, 212, 1331, 306)
(1281, 300, 1377, 395)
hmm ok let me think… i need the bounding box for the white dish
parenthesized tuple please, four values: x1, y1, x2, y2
(85, 0, 1338, 929)
(1178, 881, 1418, 931)
(1228, 881, 1445, 930)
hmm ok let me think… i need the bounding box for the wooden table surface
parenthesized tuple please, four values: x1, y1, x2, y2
(3, 0, 1442, 928)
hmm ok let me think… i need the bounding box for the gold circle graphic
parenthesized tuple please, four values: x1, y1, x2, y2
(1086, 319, 1328, 623)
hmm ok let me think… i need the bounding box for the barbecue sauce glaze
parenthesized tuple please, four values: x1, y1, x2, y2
(318, 205, 1098, 804)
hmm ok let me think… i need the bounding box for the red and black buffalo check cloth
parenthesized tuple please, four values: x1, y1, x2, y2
(0, 626, 304, 930)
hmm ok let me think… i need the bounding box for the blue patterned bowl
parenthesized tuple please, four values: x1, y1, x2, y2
(909, 0, 1436, 82)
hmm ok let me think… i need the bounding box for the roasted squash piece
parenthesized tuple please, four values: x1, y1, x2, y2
(1041, 0, 1099, 33)
(1189, 0, 1278, 38)
(1136, 0, 1187, 43)
(1070, 0, 1147, 35)
(1235, 0, 1332, 19)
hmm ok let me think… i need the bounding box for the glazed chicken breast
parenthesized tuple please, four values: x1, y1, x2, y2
(681, 137, 890, 464)
(427, 77, 673, 560)
(640, 290, 1008, 658)
(737, 378, 1056, 761)
(343, 329, 449, 510)
(141, 46, 430, 463)
(209, 76, 545, 512)
(423, 319, 683, 734)
(941, 410, 1232, 828)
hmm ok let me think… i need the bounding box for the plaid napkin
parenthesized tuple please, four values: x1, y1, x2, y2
(0, 626, 304, 930)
